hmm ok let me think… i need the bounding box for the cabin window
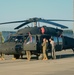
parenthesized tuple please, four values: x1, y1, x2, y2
(58, 37, 63, 45)
(53, 37, 57, 43)
(32, 36, 36, 43)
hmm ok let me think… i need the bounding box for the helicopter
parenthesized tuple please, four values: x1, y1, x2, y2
(0, 17, 74, 59)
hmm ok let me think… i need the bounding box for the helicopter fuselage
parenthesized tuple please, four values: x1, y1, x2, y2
(0, 26, 74, 59)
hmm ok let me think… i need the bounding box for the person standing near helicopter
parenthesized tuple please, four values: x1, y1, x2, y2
(0, 32, 5, 60)
(25, 32, 32, 61)
(49, 38, 56, 59)
(42, 38, 48, 60)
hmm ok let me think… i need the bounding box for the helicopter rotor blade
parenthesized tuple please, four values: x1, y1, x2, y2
(0, 18, 74, 25)
(38, 19, 68, 28)
(1, 18, 73, 29)
(47, 19, 74, 22)
(14, 21, 32, 29)
(14, 18, 39, 29)
(14, 18, 69, 29)
(0, 20, 26, 25)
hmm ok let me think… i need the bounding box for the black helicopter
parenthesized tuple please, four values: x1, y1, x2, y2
(0, 17, 74, 59)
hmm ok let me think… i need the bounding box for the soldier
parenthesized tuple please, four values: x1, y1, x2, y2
(26, 50, 31, 61)
(49, 38, 56, 59)
(46, 40, 49, 59)
(0, 32, 4, 43)
(0, 32, 5, 60)
(23, 39, 31, 61)
(25, 32, 32, 61)
(42, 38, 48, 60)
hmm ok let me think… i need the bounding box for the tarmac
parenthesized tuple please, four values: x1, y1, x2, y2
(0, 49, 74, 75)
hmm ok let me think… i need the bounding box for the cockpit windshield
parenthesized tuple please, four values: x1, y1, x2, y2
(7, 35, 24, 43)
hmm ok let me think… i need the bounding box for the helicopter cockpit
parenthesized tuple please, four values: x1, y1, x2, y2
(6, 35, 27, 43)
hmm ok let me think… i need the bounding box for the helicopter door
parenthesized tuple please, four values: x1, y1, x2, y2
(52, 36, 60, 51)
(23, 35, 37, 51)
(58, 37, 63, 50)
(53, 36, 63, 51)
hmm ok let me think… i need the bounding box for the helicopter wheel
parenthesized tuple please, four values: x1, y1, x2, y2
(20, 54, 23, 59)
(36, 54, 39, 60)
(72, 48, 74, 53)
(73, 49, 74, 53)
(14, 54, 20, 59)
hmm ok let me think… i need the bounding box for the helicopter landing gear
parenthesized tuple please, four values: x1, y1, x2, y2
(38, 54, 43, 60)
(36, 54, 39, 60)
(13, 54, 20, 59)
(72, 48, 74, 53)
(20, 54, 23, 59)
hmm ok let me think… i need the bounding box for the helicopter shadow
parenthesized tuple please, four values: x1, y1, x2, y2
(22, 53, 74, 60)
(56, 53, 74, 59)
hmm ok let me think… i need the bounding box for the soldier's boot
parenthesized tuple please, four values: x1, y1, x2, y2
(1, 53, 5, 60)
(44, 57, 48, 60)
(44, 55, 48, 60)
(12, 55, 16, 60)
(12, 57, 16, 60)
(27, 56, 31, 61)
(28, 51, 31, 61)
(28, 58, 30, 61)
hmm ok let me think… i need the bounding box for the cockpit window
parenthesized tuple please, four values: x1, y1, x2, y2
(8, 36, 16, 42)
(8, 36, 24, 43)
(16, 36, 23, 42)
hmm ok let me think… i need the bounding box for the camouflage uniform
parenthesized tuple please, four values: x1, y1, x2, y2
(50, 40, 56, 59)
(24, 35, 32, 61)
(26, 51, 31, 60)
(0, 32, 5, 60)
(0, 32, 4, 43)
(42, 40, 48, 60)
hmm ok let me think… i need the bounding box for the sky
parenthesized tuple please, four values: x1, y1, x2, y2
(0, 0, 73, 31)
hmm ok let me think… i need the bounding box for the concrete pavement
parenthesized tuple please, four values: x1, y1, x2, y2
(0, 50, 74, 75)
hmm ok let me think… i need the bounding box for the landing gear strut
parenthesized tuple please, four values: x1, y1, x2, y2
(14, 54, 20, 59)
(72, 48, 74, 53)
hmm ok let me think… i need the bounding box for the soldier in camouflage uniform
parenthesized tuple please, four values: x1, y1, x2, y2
(42, 38, 48, 60)
(49, 38, 56, 59)
(0, 32, 5, 60)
